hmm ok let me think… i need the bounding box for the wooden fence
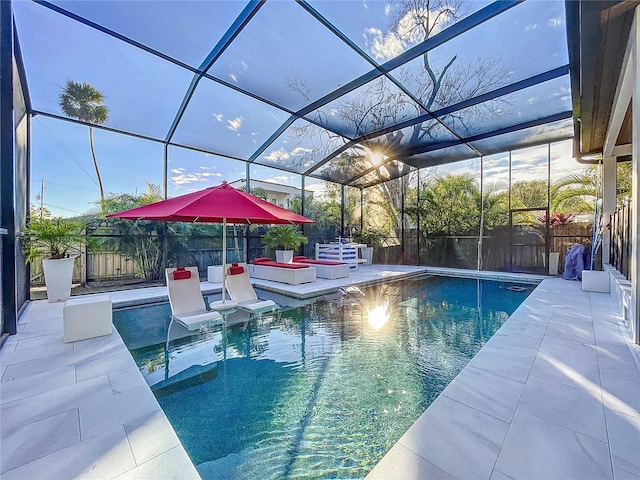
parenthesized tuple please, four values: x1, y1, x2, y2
(29, 223, 595, 288)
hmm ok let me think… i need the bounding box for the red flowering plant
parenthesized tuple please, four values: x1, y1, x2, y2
(537, 212, 574, 228)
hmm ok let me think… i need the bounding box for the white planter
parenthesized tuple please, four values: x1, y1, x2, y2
(42, 257, 76, 302)
(362, 247, 374, 265)
(275, 250, 294, 264)
(549, 252, 560, 275)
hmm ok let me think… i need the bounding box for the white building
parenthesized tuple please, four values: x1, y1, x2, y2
(228, 179, 310, 209)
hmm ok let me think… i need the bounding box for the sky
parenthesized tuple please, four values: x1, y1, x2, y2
(13, 0, 577, 218)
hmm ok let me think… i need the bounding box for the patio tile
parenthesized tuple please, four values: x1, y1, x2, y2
(0, 425, 136, 480)
(601, 372, 640, 418)
(1, 347, 102, 381)
(466, 339, 538, 383)
(595, 321, 630, 344)
(484, 331, 543, 351)
(529, 335, 600, 388)
(0, 375, 112, 435)
(80, 383, 161, 439)
(545, 317, 596, 344)
(108, 366, 147, 394)
(597, 342, 640, 381)
(0, 408, 80, 473)
(124, 409, 181, 465)
(366, 443, 456, 480)
(13, 332, 63, 349)
(519, 374, 607, 441)
(113, 445, 201, 480)
(489, 469, 516, 480)
(398, 395, 509, 480)
(605, 408, 640, 477)
(545, 306, 593, 324)
(495, 318, 548, 339)
(614, 467, 640, 480)
(440, 365, 525, 423)
(21, 316, 64, 333)
(76, 348, 138, 382)
(0, 365, 76, 404)
(0, 341, 73, 366)
(495, 411, 613, 480)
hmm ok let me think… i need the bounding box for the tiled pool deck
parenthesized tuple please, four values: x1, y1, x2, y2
(1, 266, 638, 479)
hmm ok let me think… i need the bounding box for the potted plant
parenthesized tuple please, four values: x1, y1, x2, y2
(22, 217, 88, 302)
(262, 225, 308, 263)
(354, 229, 383, 265)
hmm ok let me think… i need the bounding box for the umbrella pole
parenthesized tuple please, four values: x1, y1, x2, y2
(222, 218, 227, 303)
(211, 217, 237, 311)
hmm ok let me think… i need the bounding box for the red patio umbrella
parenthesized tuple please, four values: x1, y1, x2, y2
(107, 182, 315, 309)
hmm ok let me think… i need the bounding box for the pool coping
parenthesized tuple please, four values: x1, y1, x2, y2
(2, 266, 637, 479)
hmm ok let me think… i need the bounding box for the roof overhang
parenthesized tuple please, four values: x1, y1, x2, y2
(566, 0, 640, 163)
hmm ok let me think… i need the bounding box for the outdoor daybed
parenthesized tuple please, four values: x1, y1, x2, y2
(292, 256, 350, 279)
(249, 258, 316, 285)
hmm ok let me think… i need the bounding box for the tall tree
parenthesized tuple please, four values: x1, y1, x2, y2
(414, 174, 480, 235)
(60, 80, 109, 202)
(287, 0, 510, 235)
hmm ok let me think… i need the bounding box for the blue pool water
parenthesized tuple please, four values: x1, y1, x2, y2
(113, 275, 534, 479)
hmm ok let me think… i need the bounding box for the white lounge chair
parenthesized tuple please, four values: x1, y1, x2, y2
(165, 267, 222, 330)
(225, 263, 278, 312)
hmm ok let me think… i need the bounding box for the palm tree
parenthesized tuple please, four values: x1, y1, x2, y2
(59, 80, 109, 202)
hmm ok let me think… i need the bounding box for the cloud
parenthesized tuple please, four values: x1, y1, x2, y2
(525, 24, 538, 32)
(291, 146, 313, 156)
(263, 146, 314, 165)
(170, 170, 222, 188)
(264, 148, 291, 163)
(272, 175, 291, 183)
(548, 17, 563, 28)
(364, 7, 453, 61)
(364, 27, 404, 61)
(213, 113, 223, 122)
(396, 8, 450, 41)
(227, 117, 242, 132)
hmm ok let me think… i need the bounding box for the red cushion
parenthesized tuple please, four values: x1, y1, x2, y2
(293, 256, 307, 262)
(229, 265, 245, 275)
(172, 268, 192, 280)
(255, 260, 309, 269)
(253, 257, 272, 264)
(296, 258, 344, 266)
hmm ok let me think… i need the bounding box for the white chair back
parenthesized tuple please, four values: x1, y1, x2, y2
(165, 267, 206, 315)
(225, 263, 258, 304)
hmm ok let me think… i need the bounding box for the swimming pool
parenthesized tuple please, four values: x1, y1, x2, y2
(113, 275, 534, 479)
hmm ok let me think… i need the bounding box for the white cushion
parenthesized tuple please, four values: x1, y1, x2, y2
(174, 310, 222, 331)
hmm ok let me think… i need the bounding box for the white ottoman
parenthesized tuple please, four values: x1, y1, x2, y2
(581, 270, 610, 293)
(63, 295, 113, 343)
(207, 266, 223, 283)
